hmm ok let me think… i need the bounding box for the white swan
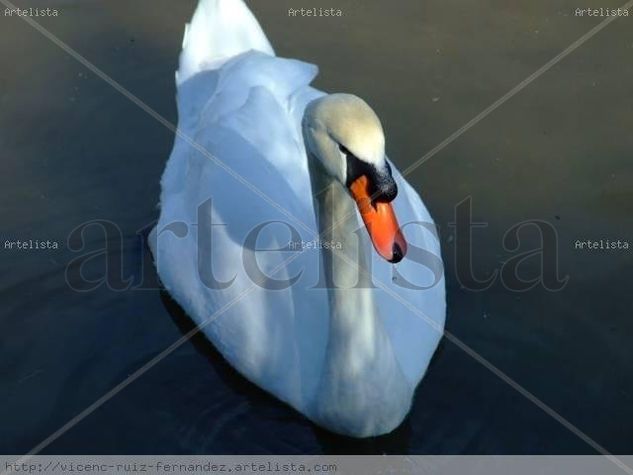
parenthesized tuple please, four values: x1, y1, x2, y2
(150, 0, 446, 437)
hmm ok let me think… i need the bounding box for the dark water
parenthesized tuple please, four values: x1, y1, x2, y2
(1, 0, 632, 454)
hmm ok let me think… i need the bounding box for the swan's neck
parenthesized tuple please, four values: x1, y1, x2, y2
(307, 155, 376, 334)
(307, 155, 411, 436)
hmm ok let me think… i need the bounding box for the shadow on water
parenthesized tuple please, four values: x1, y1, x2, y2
(313, 421, 412, 455)
(159, 289, 414, 454)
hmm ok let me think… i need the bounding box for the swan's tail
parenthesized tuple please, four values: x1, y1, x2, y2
(177, 0, 274, 85)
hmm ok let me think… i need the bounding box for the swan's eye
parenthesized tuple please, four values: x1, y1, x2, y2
(338, 144, 350, 162)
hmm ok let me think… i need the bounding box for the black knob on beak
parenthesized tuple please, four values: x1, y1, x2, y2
(344, 148, 398, 203)
(369, 162, 398, 204)
(371, 175, 398, 203)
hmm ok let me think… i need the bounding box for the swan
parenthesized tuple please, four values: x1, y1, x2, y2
(150, 0, 446, 437)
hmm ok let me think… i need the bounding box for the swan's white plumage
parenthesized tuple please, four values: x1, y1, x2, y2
(151, 0, 446, 437)
(177, 0, 273, 85)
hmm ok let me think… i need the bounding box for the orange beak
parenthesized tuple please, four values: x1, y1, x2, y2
(349, 175, 407, 263)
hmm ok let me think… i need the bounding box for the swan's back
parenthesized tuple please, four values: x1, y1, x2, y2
(153, 0, 330, 414)
(177, 0, 273, 85)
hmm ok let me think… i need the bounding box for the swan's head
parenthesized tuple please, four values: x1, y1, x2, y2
(302, 93, 407, 263)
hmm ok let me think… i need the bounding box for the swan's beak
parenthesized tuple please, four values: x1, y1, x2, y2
(349, 175, 407, 263)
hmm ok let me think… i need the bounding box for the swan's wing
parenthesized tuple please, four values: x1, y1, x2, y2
(177, 0, 274, 85)
(371, 165, 447, 385)
(154, 51, 327, 411)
